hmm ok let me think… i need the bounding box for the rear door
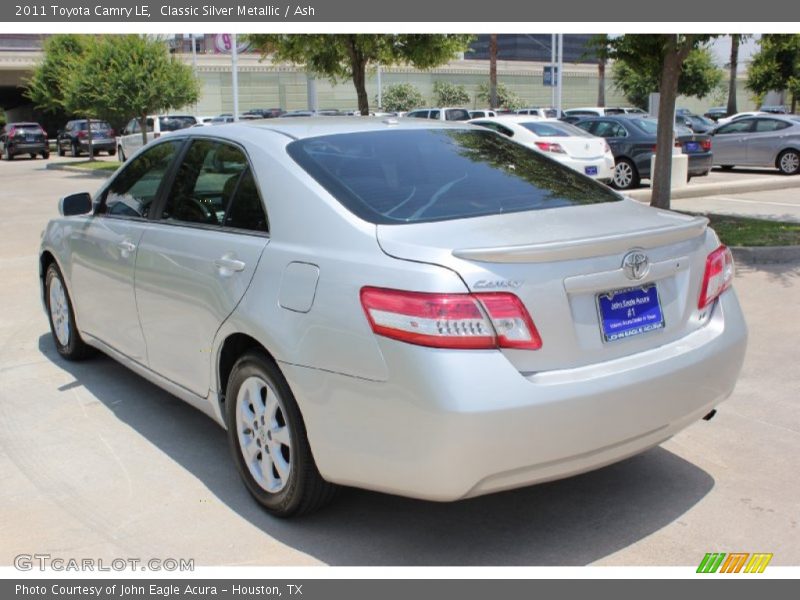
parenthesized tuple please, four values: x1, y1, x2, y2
(134, 138, 269, 397)
(746, 118, 793, 165)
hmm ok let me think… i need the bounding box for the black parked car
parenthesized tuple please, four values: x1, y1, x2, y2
(677, 113, 716, 134)
(704, 107, 730, 122)
(56, 119, 116, 157)
(0, 122, 49, 160)
(575, 115, 713, 190)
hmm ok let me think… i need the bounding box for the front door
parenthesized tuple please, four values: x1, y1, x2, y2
(68, 140, 183, 362)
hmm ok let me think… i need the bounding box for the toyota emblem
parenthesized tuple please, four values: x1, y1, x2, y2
(622, 251, 650, 281)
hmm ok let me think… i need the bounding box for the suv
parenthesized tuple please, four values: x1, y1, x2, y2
(0, 122, 49, 160)
(57, 120, 115, 157)
(516, 107, 560, 118)
(117, 115, 197, 161)
(405, 107, 472, 121)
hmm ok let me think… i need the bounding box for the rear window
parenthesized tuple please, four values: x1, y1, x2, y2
(522, 121, 592, 137)
(14, 125, 43, 135)
(631, 118, 658, 135)
(287, 128, 621, 224)
(77, 121, 112, 132)
(159, 116, 197, 131)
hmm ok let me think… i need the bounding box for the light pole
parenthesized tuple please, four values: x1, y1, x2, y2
(231, 34, 239, 122)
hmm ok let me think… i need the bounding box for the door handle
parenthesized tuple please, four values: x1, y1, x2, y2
(117, 240, 136, 253)
(214, 255, 246, 274)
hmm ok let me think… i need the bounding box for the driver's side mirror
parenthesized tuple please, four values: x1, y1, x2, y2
(59, 192, 93, 216)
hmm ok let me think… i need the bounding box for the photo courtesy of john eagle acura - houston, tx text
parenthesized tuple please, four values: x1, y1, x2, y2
(40, 117, 747, 517)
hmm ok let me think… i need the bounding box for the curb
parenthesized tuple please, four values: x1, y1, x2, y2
(730, 245, 800, 265)
(45, 162, 117, 177)
(627, 175, 800, 202)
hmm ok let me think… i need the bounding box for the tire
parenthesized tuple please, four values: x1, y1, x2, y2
(4, 146, 13, 161)
(70, 142, 79, 158)
(108, 147, 116, 156)
(44, 263, 92, 361)
(612, 158, 640, 190)
(30, 153, 37, 159)
(777, 149, 800, 175)
(118, 146, 126, 162)
(720, 165, 735, 170)
(57, 142, 65, 157)
(226, 351, 337, 517)
(42, 151, 50, 159)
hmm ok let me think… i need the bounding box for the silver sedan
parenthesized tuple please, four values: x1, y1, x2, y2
(39, 118, 748, 516)
(711, 114, 800, 175)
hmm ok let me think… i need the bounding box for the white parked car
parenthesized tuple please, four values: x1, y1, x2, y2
(516, 107, 560, 118)
(117, 115, 198, 161)
(469, 109, 497, 119)
(564, 107, 648, 118)
(470, 115, 616, 181)
(405, 107, 472, 121)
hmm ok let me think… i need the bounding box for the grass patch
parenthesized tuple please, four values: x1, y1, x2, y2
(688, 212, 800, 247)
(67, 160, 119, 172)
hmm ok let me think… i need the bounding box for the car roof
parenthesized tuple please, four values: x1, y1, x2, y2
(173, 116, 478, 142)
(470, 115, 543, 123)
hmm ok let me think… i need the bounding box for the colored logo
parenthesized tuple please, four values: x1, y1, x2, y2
(697, 552, 773, 573)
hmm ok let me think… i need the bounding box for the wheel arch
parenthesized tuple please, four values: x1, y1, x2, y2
(775, 146, 800, 169)
(216, 332, 280, 421)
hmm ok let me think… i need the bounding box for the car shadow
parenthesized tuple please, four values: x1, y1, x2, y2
(38, 333, 715, 566)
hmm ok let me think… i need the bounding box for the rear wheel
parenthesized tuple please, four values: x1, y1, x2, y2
(45, 263, 92, 361)
(226, 352, 337, 517)
(612, 158, 640, 190)
(108, 147, 116, 156)
(42, 151, 50, 159)
(777, 149, 800, 175)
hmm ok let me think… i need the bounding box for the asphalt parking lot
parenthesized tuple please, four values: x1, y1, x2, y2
(0, 156, 798, 567)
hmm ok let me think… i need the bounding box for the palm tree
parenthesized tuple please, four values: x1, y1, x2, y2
(489, 34, 498, 109)
(727, 34, 741, 115)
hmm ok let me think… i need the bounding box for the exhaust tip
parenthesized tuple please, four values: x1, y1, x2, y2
(702, 409, 717, 421)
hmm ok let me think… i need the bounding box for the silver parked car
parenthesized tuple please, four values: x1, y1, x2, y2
(40, 118, 748, 517)
(711, 115, 800, 175)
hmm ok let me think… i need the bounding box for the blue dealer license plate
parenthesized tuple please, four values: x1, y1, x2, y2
(597, 284, 665, 342)
(584, 166, 598, 176)
(684, 141, 699, 152)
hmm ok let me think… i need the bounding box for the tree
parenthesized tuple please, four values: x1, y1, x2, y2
(727, 34, 746, 115)
(612, 46, 723, 110)
(747, 34, 800, 113)
(477, 82, 523, 110)
(433, 81, 470, 106)
(65, 35, 200, 147)
(248, 34, 474, 115)
(379, 83, 425, 112)
(587, 35, 613, 107)
(26, 35, 97, 158)
(489, 34, 498, 109)
(608, 35, 716, 209)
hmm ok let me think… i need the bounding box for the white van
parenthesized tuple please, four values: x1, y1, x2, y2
(117, 115, 198, 161)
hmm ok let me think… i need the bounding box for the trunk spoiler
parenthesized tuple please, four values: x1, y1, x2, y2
(452, 216, 708, 264)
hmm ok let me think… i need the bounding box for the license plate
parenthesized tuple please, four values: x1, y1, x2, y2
(596, 284, 665, 342)
(584, 166, 598, 176)
(684, 141, 699, 152)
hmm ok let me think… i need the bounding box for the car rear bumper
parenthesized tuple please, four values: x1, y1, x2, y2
(554, 155, 615, 180)
(688, 152, 713, 175)
(7, 142, 47, 155)
(78, 140, 115, 151)
(282, 289, 748, 501)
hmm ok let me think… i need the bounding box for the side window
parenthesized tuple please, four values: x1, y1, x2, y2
(474, 122, 514, 138)
(429, 110, 440, 120)
(755, 119, 790, 133)
(574, 121, 594, 134)
(224, 168, 268, 233)
(161, 140, 248, 226)
(126, 119, 138, 134)
(716, 120, 754, 134)
(593, 121, 624, 138)
(145, 118, 154, 133)
(102, 140, 181, 219)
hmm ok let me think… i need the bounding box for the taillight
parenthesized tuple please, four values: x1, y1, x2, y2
(77, 130, 87, 139)
(534, 141, 566, 154)
(360, 287, 542, 351)
(701, 138, 712, 151)
(698, 245, 734, 310)
(8, 127, 16, 138)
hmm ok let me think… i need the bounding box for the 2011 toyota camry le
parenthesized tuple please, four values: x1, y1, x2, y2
(39, 117, 748, 517)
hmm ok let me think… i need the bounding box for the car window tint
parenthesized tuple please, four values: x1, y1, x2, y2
(755, 119, 791, 133)
(473, 121, 514, 137)
(593, 121, 626, 138)
(159, 116, 197, 132)
(102, 140, 181, 219)
(445, 109, 470, 121)
(717, 120, 753, 134)
(429, 110, 441, 120)
(223, 168, 268, 233)
(288, 129, 622, 225)
(161, 139, 248, 226)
